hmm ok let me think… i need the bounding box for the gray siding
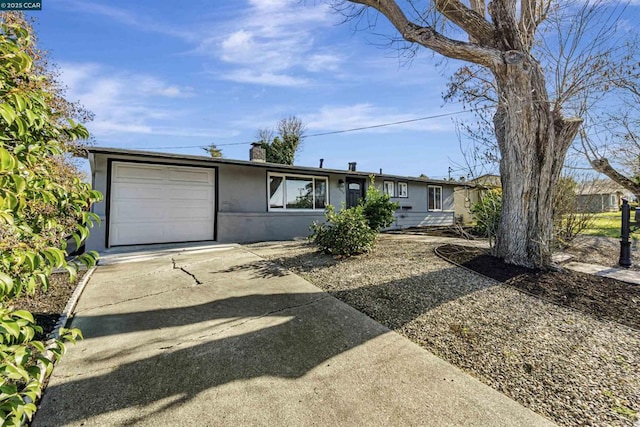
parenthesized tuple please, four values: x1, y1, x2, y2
(392, 211, 455, 228)
(378, 180, 455, 229)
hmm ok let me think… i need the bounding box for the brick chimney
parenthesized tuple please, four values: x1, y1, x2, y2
(250, 143, 266, 162)
(348, 162, 357, 172)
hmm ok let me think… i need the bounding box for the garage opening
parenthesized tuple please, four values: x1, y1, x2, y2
(109, 162, 215, 246)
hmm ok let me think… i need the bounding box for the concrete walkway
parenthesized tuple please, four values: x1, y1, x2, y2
(562, 261, 640, 285)
(34, 245, 552, 426)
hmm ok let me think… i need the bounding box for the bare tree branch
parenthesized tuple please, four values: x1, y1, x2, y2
(348, 0, 503, 67)
(433, 0, 495, 45)
(590, 157, 640, 197)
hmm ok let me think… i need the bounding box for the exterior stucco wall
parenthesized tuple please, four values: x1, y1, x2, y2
(216, 164, 347, 242)
(217, 212, 325, 243)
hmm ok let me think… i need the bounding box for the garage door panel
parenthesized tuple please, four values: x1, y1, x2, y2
(164, 206, 213, 220)
(168, 169, 212, 183)
(165, 186, 212, 201)
(112, 221, 214, 246)
(116, 164, 166, 180)
(114, 184, 166, 200)
(164, 221, 214, 241)
(110, 162, 215, 246)
(113, 201, 167, 220)
(110, 224, 161, 246)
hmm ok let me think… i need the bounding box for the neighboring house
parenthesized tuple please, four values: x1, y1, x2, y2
(576, 179, 634, 213)
(84, 146, 459, 252)
(454, 174, 501, 224)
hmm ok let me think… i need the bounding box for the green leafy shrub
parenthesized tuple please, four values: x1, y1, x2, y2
(0, 18, 102, 425)
(470, 189, 502, 244)
(310, 205, 377, 256)
(360, 176, 399, 231)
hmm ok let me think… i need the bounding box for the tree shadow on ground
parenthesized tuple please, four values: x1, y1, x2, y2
(217, 259, 291, 279)
(33, 291, 388, 425)
(327, 267, 496, 331)
(71, 291, 326, 339)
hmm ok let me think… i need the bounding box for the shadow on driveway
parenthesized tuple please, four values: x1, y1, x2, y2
(34, 291, 387, 425)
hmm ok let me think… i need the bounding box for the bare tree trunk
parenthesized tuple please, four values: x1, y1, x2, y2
(493, 57, 582, 268)
(339, 0, 585, 268)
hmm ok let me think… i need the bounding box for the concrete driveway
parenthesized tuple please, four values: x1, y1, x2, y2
(34, 245, 553, 426)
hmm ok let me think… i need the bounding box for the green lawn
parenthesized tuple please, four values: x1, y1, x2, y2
(580, 211, 622, 238)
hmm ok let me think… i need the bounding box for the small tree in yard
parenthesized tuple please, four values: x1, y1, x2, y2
(360, 176, 399, 231)
(470, 189, 502, 247)
(552, 176, 595, 247)
(0, 20, 101, 424)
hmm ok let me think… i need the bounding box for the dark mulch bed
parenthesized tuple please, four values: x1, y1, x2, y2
(385, 225, 477, 238)
(436, 244, 640, 331)
(11, 271, 85, 340)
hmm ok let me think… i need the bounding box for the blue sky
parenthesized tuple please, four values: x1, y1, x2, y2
(28, 0, 481, 180)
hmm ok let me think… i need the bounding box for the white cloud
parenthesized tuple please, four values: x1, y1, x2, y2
(58, 62, 214, 138)
(202, 0, 342, 86)
(306, 54, 343, 72)
(222, 70, 308, 87)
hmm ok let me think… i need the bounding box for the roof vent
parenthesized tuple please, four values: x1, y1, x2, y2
(348, 162, 357, 172)
(250, 143, 266, 162)
(319, 158, 324, 168)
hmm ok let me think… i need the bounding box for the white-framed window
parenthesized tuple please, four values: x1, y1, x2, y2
(610, 194, 617, 207)
(397, 182, 408, 198)
(428, 186, 442, 211)
(383, 181, 395, 197)
(268, 172, 328, 211)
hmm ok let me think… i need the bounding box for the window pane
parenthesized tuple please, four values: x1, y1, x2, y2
(398, 182, 407, 197)
(286, 178, 313, 209)
(269, 176, 284, 208)
(428, 187, 435, 210)
(314, 179, 327, 209)
(384, 181, 394, 197)
(428, 186, 442, 210)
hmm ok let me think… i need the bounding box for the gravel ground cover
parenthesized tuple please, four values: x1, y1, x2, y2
(562, 235, 640, 270)
(248, 235, 640, 426)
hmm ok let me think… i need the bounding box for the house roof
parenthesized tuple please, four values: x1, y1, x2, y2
(470, 174, 501, 188)
(85, 146, 469, 187)
(576, 178, 628, 196)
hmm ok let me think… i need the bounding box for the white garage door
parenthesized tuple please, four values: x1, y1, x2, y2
(109, 162, 215, 246)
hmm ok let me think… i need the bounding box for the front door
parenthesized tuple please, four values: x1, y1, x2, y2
(346, 178, 365, 208)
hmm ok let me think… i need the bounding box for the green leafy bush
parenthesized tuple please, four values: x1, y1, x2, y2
(310, 205, 377, 256)
(360, 176, 399, 231)
(0, 18, 102, 425)
(470, 189, 502, 244)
